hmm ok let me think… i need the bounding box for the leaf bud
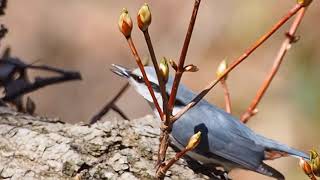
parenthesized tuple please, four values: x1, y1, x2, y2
(159, 57, 169, 84)
(186, 131, 201, 151)
(137, 3, 152, 32)
(118, 8, 133, 38)
(299, 158, 316, 179)
(297, 0, 313, 7)
(216, 59, 228, 80)
(184, 64, 199, 72)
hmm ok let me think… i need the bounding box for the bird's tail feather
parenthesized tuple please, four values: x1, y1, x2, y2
(255, 135, 309, 160)
(256, 163, 285, 180)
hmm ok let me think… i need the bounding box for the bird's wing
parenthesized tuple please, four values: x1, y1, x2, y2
(139, 67, 302, 179)
(172, 105, 266, 170)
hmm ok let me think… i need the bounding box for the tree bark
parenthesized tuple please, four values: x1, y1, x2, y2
(0, 107, 210, 180)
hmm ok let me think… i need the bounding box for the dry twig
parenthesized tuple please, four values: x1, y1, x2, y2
(171, 3, 303, 123)
(90, 82, 129, 124)
(240, 7, 308, 123)
(157, 0, 202, 168)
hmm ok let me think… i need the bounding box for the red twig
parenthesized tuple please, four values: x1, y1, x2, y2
(157, 131, 201, 179)
(157, 148, 189, 179)
(127, 37, 163, 117)
(172, 3, 303, 122)
(167, 0, 202, 114)
(220, 79, 232, 113)
(143, 29, 169, 121)
(157, 0, 202, 167)
(240, 7, 307, 123)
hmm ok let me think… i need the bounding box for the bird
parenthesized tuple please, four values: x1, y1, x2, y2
(111, 64, 309, 180)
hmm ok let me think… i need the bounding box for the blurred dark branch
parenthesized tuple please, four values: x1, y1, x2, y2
(111, 104, 129, 120)
(1, 59, 77, 74)
(90, 82, 129, 124)
(240, 7, 308, 123)
(0, 25, 7, 40)
(3, 69, 81, 101)
(0, 0, 8, 43)
(0, 0, 7, 15)
(0, 48, 82, 112)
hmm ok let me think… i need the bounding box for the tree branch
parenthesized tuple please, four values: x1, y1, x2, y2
(172, 3, 303, 123)
(2, 69, 81, 101)
(220, 80, 232, 113)
(126, 37, 163, 117)
(90, 82, 129, 124)
(157, 0, 202, 168)
(240, 7, 307, 123)
(167, 0, 202, 113)
(143, 30, 169, 121)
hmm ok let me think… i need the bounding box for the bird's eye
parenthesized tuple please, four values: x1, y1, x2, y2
(132, 74, 144, 83)
(137, 76, 144, 83)
(130, 74, 144, 83)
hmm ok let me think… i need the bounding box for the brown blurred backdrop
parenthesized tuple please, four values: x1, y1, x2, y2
(2, 0, 320, 179)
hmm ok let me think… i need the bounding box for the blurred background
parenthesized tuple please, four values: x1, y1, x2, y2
(1, 0, 320, 179)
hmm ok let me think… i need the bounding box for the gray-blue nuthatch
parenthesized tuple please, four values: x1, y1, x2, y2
(111, 64, 309, 180)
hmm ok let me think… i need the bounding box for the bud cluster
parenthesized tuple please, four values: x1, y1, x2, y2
(118, 3, 152, 38)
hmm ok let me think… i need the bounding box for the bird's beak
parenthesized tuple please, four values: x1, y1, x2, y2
(110, 64, 130, 78)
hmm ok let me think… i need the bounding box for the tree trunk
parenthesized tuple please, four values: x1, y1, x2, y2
(0, 107, 211, 180)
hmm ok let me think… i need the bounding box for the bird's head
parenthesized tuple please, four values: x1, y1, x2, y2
(111, 64, 163, 103)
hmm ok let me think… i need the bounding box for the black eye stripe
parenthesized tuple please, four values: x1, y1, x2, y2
(130, 73, 161, 91)
(130, 73, 186, 106)
(131, 74, 144, 83)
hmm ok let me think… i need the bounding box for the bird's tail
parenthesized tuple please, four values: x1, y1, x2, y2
(255, 135, 309, 160)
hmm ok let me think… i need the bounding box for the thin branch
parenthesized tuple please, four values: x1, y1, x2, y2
(157, 129, 170, 166)
(0, 24, 7, 42)
(126, 37, 163, 117)
(167, 0, 202, 113)
(0, 0, 7, 44)
(157, 148, 189, 179)
(0, 60, 74, 75)
(143, 29, 168, 121)
(27, 65, 72, 74)
(90, 82, 129, 124)
(111, 104, 129, 120)
(240, 7, 307, 123)
(0, 0, 7, 15)
(220, 80, 231, 113)
(157, 0, 202, 167)
(172, 3, 303, 122)
(157, 131, 201, 180)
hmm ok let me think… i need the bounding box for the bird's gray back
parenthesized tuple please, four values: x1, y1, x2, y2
(140, 67, 266, 169)
(138, 67, 307, 171)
